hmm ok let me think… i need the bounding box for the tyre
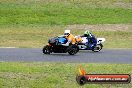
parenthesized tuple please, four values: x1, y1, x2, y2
(68, 45, 79, 55)
(76, 75, 86, 85)
(42, 45, 51, 54)
(92, 44, 102, 52)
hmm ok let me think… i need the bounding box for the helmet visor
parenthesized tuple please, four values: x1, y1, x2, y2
(64, 33, 69, 35)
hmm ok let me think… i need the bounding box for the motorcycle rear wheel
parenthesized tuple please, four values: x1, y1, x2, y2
(43, 45, 51, 54)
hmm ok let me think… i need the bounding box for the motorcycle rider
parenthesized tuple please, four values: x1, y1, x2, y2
(82, 30, 97, 49)
(62, 30, 76, 46)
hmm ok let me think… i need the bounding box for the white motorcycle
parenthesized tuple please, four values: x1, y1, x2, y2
(75, 36, 105, 52)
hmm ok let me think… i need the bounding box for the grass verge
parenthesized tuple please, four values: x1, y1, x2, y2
(0, 26, 132, 48)
(0, 62, 132, 88)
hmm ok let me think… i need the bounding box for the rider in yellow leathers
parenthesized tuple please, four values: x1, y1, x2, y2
(62, 30, 76, 46)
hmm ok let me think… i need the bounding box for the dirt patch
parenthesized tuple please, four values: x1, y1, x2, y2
(66, 24, 132, 32)
(112, 2, 132, 9)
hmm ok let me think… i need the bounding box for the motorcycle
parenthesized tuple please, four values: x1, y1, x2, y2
(43, 36, 79, 55)
(75, 36, 105, 52)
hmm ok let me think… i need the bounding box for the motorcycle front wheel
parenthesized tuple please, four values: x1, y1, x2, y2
(68, 45, 79, 55)
(92, 44, 103, 52)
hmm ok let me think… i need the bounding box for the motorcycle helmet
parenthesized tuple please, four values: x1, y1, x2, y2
(84, 30, 90, 37)
(64, 30, 70, 36)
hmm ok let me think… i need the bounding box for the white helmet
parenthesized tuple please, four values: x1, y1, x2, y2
(64, 30, 70, 35)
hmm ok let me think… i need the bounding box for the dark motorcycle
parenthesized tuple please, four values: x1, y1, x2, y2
(43, 36, 79, 55)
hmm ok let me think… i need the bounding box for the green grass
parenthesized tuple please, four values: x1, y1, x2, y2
(0, 0, 131, 48)
(0, 62, 132, 88)
(0, 26, 132, 48)
(0, 0, 131, 26)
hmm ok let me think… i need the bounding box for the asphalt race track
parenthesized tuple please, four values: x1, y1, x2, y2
(0, 48, 132, 64)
